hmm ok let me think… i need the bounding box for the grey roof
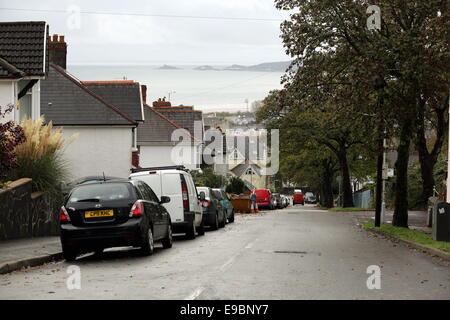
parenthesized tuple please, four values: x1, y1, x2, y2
(0, 21, 48, 78)
(82, 82, 144, 122)
(40, 64, 137, 126)
(137, 106, 179, 142)
(155, 107, 203, 140)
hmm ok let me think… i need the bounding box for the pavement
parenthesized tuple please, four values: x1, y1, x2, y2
(0, 205, 448, 299)
(0, 237, 62, 274)
(352, 209, 431, 233)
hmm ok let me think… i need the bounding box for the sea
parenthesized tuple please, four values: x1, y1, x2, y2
(68, 65, 285, 113)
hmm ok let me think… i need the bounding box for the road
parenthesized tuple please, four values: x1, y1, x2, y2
(0, 205, 448, 299)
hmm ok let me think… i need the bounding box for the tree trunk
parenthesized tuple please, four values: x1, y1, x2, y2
(320, 160, 334, 208)
(416, 102, 447, 205)
(393, 119, 412, 228)
(375, 137, 384, 227)
(338, 145, 354, 207)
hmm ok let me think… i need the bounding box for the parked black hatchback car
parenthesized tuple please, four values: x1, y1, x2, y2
(60, 179, 173, 261)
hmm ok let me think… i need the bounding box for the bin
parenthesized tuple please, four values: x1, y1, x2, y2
(432, 201, 450, 242)
(231, 198, 251, 213)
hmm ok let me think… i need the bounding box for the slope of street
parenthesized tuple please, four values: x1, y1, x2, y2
(0, 205, 448, 300)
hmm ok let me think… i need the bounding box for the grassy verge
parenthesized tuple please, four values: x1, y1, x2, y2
(362, 222, 450, 253)
(329, 207, 374, 211)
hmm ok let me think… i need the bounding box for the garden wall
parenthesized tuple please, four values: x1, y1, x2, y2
(0, 178, 60, 240)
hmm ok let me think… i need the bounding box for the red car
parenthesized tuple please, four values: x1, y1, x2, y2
(254, 189, 274, 210)
(292, 189, 305, 205)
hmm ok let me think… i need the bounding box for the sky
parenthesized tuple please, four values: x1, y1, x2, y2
(0, 0, 292, 65)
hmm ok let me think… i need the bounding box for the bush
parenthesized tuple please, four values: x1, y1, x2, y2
(225, 176, 246, 194)
(191, 167, 224, 188)
(0, 104, 26, 183)
(7, 117, 77, 195)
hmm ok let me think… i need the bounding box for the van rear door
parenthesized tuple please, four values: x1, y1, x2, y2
(161, 173, 184, 223)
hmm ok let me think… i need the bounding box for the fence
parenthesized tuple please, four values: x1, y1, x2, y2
(353, 189, 372, 208)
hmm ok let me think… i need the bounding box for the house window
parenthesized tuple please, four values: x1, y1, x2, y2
(245, 167, 256, 175)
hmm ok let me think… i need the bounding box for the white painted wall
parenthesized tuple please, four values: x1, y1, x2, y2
(60, 126, 133, 181)
(0, 81, 16, 123)
(140, 143, 201, 170)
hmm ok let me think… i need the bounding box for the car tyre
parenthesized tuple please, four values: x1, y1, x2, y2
(219, 211, 226, 228)
(197, 219, 205, 236)
(140, 227, 154, 256)
(210, 213, 219, 230)
(229, 210, 235, 223)
(186, 221, 196, 239)
(162, 224, 173, 249)
(62, 245, 77, 262)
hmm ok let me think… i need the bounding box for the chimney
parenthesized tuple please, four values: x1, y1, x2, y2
(141, 85, 147, 105)
(48, 34, 67, 69)
(152, 98, 172, 108)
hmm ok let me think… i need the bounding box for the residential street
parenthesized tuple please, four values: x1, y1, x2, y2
(0, 205, 448, 300)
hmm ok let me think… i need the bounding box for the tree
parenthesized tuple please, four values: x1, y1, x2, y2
(275, 0, 450, 227)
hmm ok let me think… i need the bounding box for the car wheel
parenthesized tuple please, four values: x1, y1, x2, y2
(219, 211, 226, 228)
(62, 245, 77, 262)
(197, 219, 205, 236)
(162, 224, 173, 249)
(186, 221, 196, 239)
(211, 213, 219, 230)
(140, 227, 154, 256)
(229, 210, 235, 223)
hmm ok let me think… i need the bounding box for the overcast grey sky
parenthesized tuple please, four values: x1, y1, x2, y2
(0, 0, 292, 65)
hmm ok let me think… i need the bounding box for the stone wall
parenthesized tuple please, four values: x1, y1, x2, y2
(0, 178, 60, 240)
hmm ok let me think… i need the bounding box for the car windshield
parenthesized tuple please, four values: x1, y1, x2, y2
(306, 192, 314, 197)
(68, 183, 131, 203)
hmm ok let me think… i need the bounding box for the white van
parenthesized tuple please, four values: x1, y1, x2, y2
(130, 166, 203, 239)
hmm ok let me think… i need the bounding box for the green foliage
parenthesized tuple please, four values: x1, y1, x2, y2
(225, 176, 246, 194)
(363, 222, 450, 253)
(191, 167, 224, 188)
(7, 152, 69, 196)
(5, 117, 74, 195)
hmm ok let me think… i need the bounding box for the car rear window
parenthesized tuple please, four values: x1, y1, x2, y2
(68, 183, 131, 203)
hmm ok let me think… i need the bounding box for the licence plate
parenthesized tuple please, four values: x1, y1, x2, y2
(84, 210, 114, 218)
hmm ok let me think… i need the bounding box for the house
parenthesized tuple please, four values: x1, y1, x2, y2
(224, 128, 271, 190)
(135, 98, 204, 170)
(137, 101, 203, 170)
(40, 35, 141, 180)
(0, 21, 48, 123)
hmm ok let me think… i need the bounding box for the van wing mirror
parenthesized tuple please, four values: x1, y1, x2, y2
(198, 192, 206, 201)
(160, 196, 171, 204)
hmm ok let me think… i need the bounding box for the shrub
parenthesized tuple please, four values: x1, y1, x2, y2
(225, 176, 246, 194)
(7, 116, 77, 195)
(0, 104, 26, 183)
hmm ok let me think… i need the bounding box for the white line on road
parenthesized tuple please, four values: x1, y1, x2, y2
(245, 238, 258, 249)
(184, 286, 205, 300)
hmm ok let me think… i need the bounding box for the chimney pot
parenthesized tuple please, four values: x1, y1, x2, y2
(59, 35, 65, 42)
(52, 34, 58, 42)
